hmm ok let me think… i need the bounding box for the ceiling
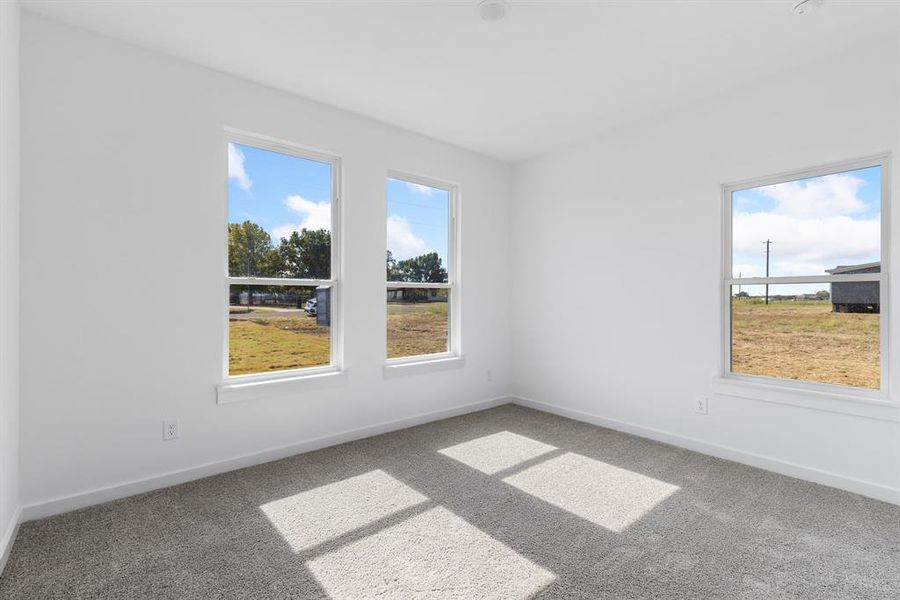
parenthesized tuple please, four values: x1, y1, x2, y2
(21, 0, 900, 163)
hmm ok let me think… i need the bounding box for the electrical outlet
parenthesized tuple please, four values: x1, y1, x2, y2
(163, 419, 179, 441)
(695, 397, 708, 415)
(487, 370, 493, 382)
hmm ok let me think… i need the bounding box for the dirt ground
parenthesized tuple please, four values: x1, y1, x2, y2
(229, 302, 448, 375)
(731, 299, 879, 389)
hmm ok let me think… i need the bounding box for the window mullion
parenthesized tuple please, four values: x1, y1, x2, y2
(386, 281, 451, 289)
(727, 274, 883, 286)
(228, 277, 333, 287)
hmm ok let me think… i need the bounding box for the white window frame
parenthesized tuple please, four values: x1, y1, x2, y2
(222, 128, 342, 384)
(722, 154, 890, 398)
(385, 170, 460, 366)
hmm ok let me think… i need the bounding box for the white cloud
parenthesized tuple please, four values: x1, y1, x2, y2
(387, 214, 427, 259)
(759, 173, 866, 218)
(271, 223, 301, 241)
(732, 172, 879, 277)
(404, 181, 436, 196)
(286, 195, 331, 230)
(732, 260, 834, 279)
(270, 195, 331, 240)
(228, 143, 252, 190)
(732, 212, 879, 277)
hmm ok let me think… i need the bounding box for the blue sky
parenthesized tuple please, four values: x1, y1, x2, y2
(228, 142, 449, 269)
(228, 143, 333, 240)
(386, 178, 449, 266)
(732, 165, 881, 293)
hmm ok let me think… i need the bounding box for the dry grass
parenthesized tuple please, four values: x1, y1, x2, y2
(731, 299, 879, 389)
(232, 300, 876, 387)
(229, 312, 330, 376)
(387, 302, 448, 359)
(229, 302, 448, 375)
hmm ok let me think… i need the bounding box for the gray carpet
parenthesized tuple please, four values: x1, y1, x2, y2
(2, 404, 899, 599)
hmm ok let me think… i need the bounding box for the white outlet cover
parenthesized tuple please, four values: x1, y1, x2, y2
(163, 419, 179, 441)
(695, 398, 708, 415)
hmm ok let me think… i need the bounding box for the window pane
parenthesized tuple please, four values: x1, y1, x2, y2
(228, 142, 332, 278)
(387, 288, 449, 359)
(731, 166, 880, 278)
(229, 285, 331, 375)
(386, 178, 449, 284)
(730, 283, 879, 389)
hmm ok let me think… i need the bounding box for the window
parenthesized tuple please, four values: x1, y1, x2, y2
(226, 133, 340, 380)
(724, 157, 887, 391)
(386, 174, 457, 361)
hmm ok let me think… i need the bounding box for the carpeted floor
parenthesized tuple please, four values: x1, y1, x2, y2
(2, 404, 899, 599)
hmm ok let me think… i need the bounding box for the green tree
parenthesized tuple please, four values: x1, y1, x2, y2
(395, 252, 447, 283)
(386, 250, 400, 281)
(228, 221, 275, 277)
(274, 229, 331, 279)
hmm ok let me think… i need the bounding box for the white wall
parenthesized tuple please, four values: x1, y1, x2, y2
(0, 0, 21, 567)
(511, 38, 900, 501)
(16, 9, 898, 523)
(19, 15, 511, 514)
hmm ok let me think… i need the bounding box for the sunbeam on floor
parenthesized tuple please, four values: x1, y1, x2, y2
(306, 506, 556, 599)
(260, 469, 428, 552)
(438, 431, 557, 474)
(439, 430, 679, 532)
(503, 452, 679, 533)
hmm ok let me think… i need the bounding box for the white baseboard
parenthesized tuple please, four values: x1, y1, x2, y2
(21, 395, 512, 522)
(512, 395, 900, 505)
(24, 392, 893, 524)
(0, 505, 21, 578)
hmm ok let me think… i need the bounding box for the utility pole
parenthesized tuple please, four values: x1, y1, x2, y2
(764, 239, 773, 305)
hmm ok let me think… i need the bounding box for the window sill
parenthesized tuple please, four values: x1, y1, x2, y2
(217, 370, 348, 405)
(383, 355, 466, 379)
(711, 375, 900, 422)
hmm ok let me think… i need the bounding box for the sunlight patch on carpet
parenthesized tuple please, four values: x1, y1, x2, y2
(260, 469, 427, 551)
(438, 431, 557, 474)
(307, 506, 555, 599)
(503, 452, 679, 532)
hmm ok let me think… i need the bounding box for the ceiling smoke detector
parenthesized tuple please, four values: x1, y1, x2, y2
(793, 0, 824, 15)
(478, 0, 510, 22)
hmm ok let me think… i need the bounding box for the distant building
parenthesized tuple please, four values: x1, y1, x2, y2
(386, 289, 446, 302)
(826, 262, 880, 313)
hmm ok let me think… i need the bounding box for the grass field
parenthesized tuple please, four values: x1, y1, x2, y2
(731, 298, 879, 389)
(386, 302, 448, 359)
(232, 299, 875, 387)
(228, 307, 331, 376)
(228, 302, 448, 375)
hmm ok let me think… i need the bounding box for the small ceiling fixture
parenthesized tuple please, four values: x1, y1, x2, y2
(478, 0, 510, 22)
(793, 0, 824, 15)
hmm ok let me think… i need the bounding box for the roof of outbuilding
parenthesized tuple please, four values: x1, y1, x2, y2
(825, 261, 881, 274)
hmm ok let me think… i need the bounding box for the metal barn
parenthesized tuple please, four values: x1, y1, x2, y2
(826, 262, 880, 313)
